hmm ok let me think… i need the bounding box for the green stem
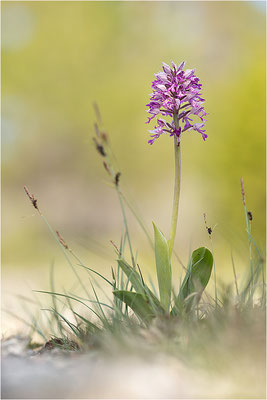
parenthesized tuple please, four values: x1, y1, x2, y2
(244, 205, 253, 298)
(210, 237, 218, 307)
(168, 113, 181, 259)
(116, 186, 135, 268)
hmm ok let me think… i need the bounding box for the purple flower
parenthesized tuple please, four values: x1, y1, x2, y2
(146, 61, 207, 144)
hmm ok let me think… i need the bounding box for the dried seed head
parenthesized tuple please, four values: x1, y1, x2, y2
(203, 213, 212, 236)
(110, 240, 121, 256)
(93, 138, 106, 157)
(24, 186, 39, 210)
(240, 177, 246, 206)
(100, 131, 108, 143)
(94, 123, 100, 137)
(103, 161, 111, 175)
(56, 230, 69, 250)
(111, 267, 116, 282)
(93, 102, 102, 124)
(115, 172, 121, 186)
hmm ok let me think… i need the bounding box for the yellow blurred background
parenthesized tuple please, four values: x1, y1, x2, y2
(2, 1, 266, 333)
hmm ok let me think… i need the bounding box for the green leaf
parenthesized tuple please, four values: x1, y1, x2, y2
(190, 247, 213, 291)
(172, 247, 213, 314)
(117, 259, 163, 312)
(153, 222, 172, 311)
(113, 290, 155, 323)
(117, 259, 145, 293)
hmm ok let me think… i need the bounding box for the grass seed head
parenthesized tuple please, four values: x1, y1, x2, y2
(24, 186, 39, 211)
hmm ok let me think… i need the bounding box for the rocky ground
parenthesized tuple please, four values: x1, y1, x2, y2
(1, 336, 266, 399)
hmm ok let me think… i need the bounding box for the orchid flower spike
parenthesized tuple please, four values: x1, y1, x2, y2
(146, 61, 207, 145)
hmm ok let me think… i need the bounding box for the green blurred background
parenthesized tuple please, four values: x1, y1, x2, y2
(2, 1, 266, 331)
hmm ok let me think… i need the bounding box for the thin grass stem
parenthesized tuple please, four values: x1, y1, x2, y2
(40, 214, 91, 299)
(230, 249, 239, 297)
(116, 187, 135, 267)
(240, 178, 253, 300)
(203, 214, 218, 307)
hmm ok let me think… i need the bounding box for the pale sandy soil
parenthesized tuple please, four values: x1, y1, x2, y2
(1, 336, 266, 399)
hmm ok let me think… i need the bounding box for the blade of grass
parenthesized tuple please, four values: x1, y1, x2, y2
(39, 213, 91, 299)
(231, 249, 239, 297)
(89, 282, 110, 327)
(75, 262, 113, 287)
(34, 290, 103, 323)
(204, 214, 218, 307)
(71, 310, 101, 332)
(50, 262, 64, 336)
(3, 309, 47, 341)
(68, 292, 114, 311)
(240, 178, 253, 299)
(42, 308, 81, 337)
